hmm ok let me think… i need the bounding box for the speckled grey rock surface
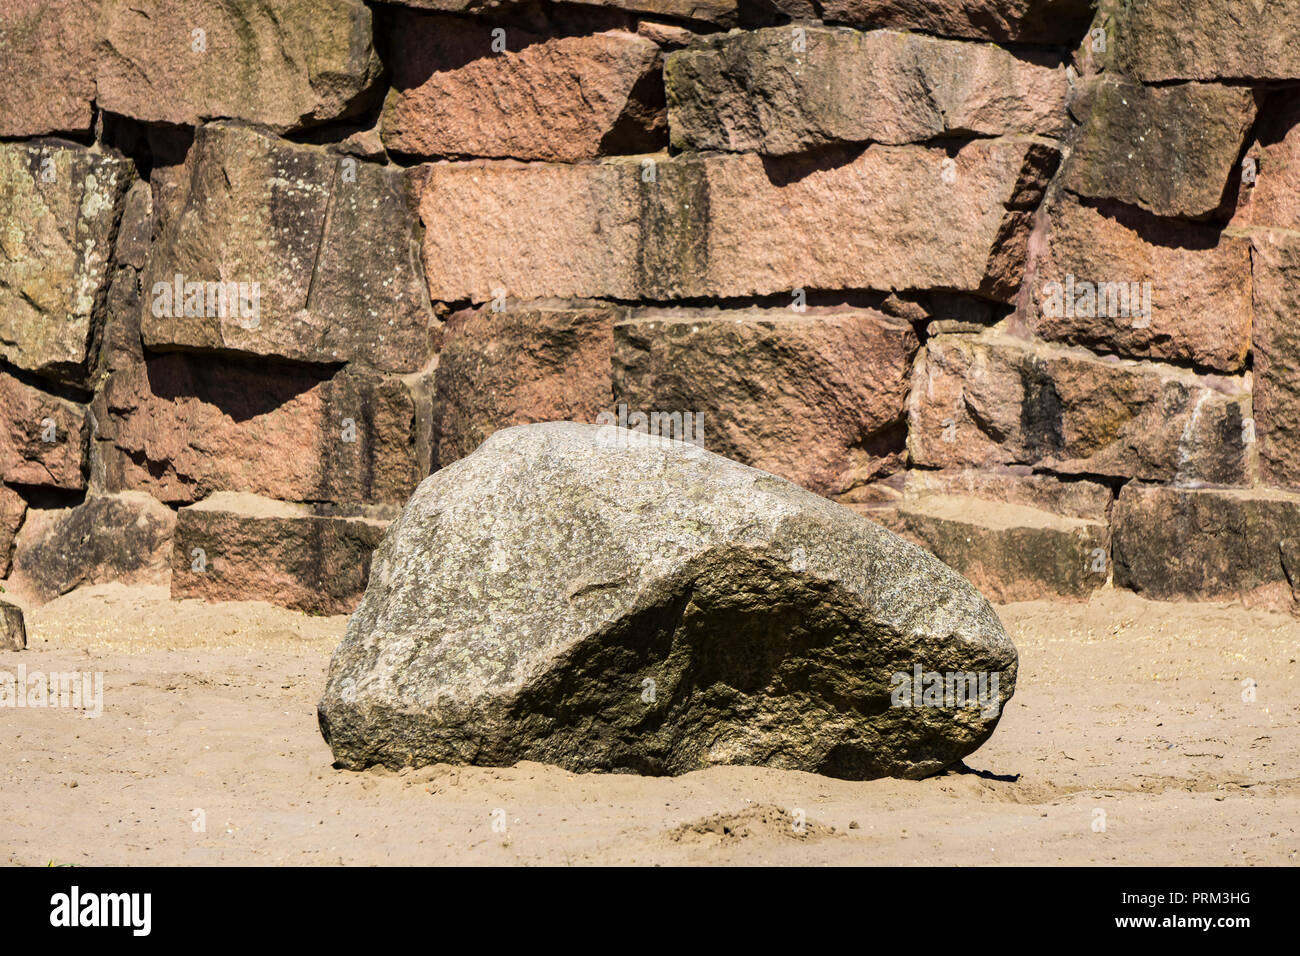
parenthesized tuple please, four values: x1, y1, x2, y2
(318, 422, 1017, 779)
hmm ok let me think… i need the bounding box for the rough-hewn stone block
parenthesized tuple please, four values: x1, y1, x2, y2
(0, 600, 25, 650)
(1061, 77, 1256, 220)
(908, 334, 1251, 483)
(0, 374, 88, 491)
(1232, 92, 1300, 233)
(94, 353, 431, 506)
(1116, 0, 1300, 82)
(97, 153, 437, 510)
(1027, 198, 1252, 372)
(433, 300, 621, 469)
(140, 124, 438, 374)
(170, 493, 389, 614)
(376, 0, 741, 25)
(901, 468, 1112, 520)
(1249, 231, 1300, 490)
(1113, 484, 1300, 613)
(0, 485, 25, 579)
(821, 0, 1098, 44)
(7, 492, 175, 603)
(96, 0, 382, 132)
(0, 144, 135, 386)
(0, 0, 98, 137)
(667, 26, 1066, 155)
(415, 137, 1058, 303)
(871, 494, 1110, 602)
(613, 308, 917, 496)
(383, 15, 664, 162)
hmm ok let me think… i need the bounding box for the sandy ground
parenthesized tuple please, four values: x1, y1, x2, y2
(1, 582, 1297, 866)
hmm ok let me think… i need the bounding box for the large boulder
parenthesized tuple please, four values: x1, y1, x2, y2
(319, 422, 1017, 779)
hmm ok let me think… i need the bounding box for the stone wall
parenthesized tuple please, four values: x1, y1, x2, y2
(1, 0, 1297, 614)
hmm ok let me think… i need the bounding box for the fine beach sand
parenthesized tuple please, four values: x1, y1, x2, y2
(2, 583, 1297, 866)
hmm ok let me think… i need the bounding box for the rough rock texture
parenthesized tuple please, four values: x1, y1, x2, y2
(1248, 232, 1300, 490)
(1116, 0, 1300, 82)
(141, 124, 438, 374)
(1232, 92, 1300, 232)
(0, 0, 99, 137)
(171, 493, 390, 615)
(1113, 485, 1300, 614)
(319, 422, 1017, 779)
(908, 334, 1251, 484)
(821, 0, 1098, 44)
(667, 26, 1067, 155)
(613, 308, 917, 496)
(415, 137, 1057, 302)
(0, 144, 135, 386)
(0, 374, 88, 491)
(93, 354, 431, 506)
(7, 493, 175, 603)
(0, 600, 25, 651)
(871, 495, 1110, 602)
(1061, 78, 1257, 221)
(383, 16, 665, 162)
(433, 300, 621, 469)
(96, 0, 382, 132)
(1027, 198, 1252, 372)
(0, 485, 25, 579)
